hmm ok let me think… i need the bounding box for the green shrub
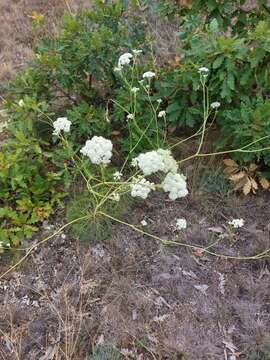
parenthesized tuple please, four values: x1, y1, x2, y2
(157, 0, 269, 33)
(156, 17, 270, 165)
(6, 0, 146, 126)
(0, 132, 67, 248)
(3, 0, 270, 253)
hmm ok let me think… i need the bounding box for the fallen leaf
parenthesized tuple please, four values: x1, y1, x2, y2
(223, 159, 238, 167)
(249, 163, 258, 172)
(260, 177, 270, 189)
(224, 166, 239, 175)
(250, 177, 258, 190)
(243, 179, 252, 195)
(193, 249, 205, 257)
(229, 171, 246, 182)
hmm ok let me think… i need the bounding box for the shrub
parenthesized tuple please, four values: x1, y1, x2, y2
(158, 0, 269, 33)
(156, 17, 270, 165)
(3, 0, 270, 253)
(0, 132, 67, 248)
(5, 0, 146, 136)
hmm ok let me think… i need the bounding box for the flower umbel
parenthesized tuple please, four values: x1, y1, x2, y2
(18, 99, 25, 107)
(130, 177, 155, 199)
(132, 49, 142, 55)
(210, 101, 221, 109)
(118, 53, 133, 68)
(127, 114, 134, 120)
(140, 219, 148, 226)
(176, 218, 187, 230)
(113, 171, 122, 181)
(142, 71, 156, 79)
(228, 218, 244, 228)
(132, 149, 178, 176)
(80, 136, 113, 165)
(162, 172, 188, 200)
(52, 117, 71, 136)
(198, 67, 209, 74)
(158, 110, 166, 118)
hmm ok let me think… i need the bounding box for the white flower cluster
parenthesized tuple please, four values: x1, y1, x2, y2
(127, 114, 134, 120)
(18, 99, 25, 107)
(131, 87, 139, 93)
(176, 218, 187, 230)
(228, 218, 244, 228)
(80, 136, 113, 165)
(158, 110, 166, 118)
(118, 52, 133, 67)
(113, 171, 122, 181)
(130, 177, 155, 199)
(132, 149, 178, 176)
(132, 49, 142, 55)
(162, 172, 188, 200)
(142, 71, 155, 79)
(52, 117, 71, 136)
(210, 101, 220, 109)
(198, 67, 209, 74)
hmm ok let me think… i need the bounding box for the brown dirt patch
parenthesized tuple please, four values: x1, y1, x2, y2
(0, 190, 269, 359)
(0, 0, 90, 89)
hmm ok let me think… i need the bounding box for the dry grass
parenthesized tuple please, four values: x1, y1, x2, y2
(0, 0, 90, 87)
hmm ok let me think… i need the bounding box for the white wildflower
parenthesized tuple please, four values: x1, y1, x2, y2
(157, 99, 162, 104)
(176, 218, 187, 230)
(142, 71, 156, 79)
(133, 151, 165, 176)
(210, 101, 221, 109)
(218, 272, 226, 295)
(156, 149, 178, 173)
(162, 172, 188, 200)
(131, 177, 155, 199)
(127, 114, 134, 120)
(131, 158, 138, 167)
(131, 87, 140, 93)
(132, 49, 142, 55)
(198, 67, 209, 74)
(80, 136, 113, 165)
(118, 52, 133, 68)
(140, 219, 148, 226)
(228, 218, 244, 228)
(138, 80, 144, 85)
(112, 193, 120, 202)
(158, 110, 166, 118)
(52, 117, 71, 136)
(113, 171, 122, 181)
(18, 99, 25, 107)
(133, 149, 178, 176)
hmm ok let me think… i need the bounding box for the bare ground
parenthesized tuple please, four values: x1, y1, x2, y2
(0, 0, 89, 87)
(0, 189, 269, 359)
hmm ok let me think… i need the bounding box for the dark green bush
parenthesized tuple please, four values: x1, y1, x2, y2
(0, 132, 67, 248)
(156, 17, 270, 165)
